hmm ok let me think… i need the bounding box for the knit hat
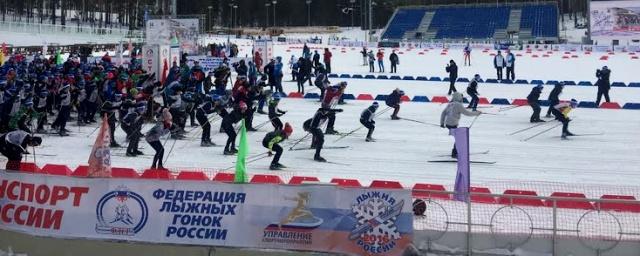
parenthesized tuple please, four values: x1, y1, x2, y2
(451, 92, 464, 103)
(283, 122, 293, 137)
(372, 101, 379, 108)
(570, 99, 578, 108)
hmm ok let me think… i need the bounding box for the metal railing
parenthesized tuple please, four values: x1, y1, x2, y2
(0, 20, 140, 39)
(412, 189, 640, 256)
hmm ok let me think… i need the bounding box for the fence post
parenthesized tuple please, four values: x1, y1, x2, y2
(552, 199, 557, 256)
(467, 193, 472, 256)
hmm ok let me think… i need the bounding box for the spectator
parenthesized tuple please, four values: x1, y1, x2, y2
(445, 60, 458, 95)
(323, 48, 332, 74)
(505, 51, 516, 81)
(367, 51, 375, 72)
(389, 50, 399, 73)
(595, 66, 611, 106)
(376, 49, 385, 73)
(493, 50, 505, 81)
(360, 47, 368, 66)
(464, 43, 471, 66)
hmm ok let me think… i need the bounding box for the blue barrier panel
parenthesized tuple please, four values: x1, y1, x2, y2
(501, 79, 514, 84)
(403, 76, 415, 80)
(377, 75, 389, 80)
(375, 95, 388, 101)
(515, 79, 529, 84)
(339, 74, 351, 78)
(303, 93, 320, 99)
(389, 76, 402, 80)
(491, 98, 510, 105)
(563, 81, 576, 85)
(416, 76, 428, 81)
(457, 78, 470, 82)
(485, 79, 498, 83)
(364, 75, 376, 79)
(342, 94, 356, 100)
(539, 100, 551, 106)
(429, 77, 442, 81)
(276, 92, 287, 98)
(530, 80, 544, 85)
(546, 80, 559, 85)
(623, 103, 640, 109)
(578, 81, 593, 86)
(442, 77, 450, 82)
(352, 74, 364, 79)
(412, 96, 430, 102)
(628, 82, 640, 87)
(611, 82, 627, 87)
(578, 101, 598, 108)
(328, 74, 339, 78)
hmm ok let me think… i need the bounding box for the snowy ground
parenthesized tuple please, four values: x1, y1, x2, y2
(29, 76, 640, 194)
(2, 33, 639, 194)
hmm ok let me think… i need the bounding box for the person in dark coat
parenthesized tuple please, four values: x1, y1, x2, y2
(0, 130, 42, 170)
(262, 123, 292, 170)
(527, 84, 545, 123)
(595, 66, 611, 106)
(385, 88, 404, 120)
(466, 74, 481, 111)
(221, 101, 247, 155)
(389, 50, 399, 73)
(445, 60, 458, 95)
(360, 102, 379, 142)
(545, 82, 564, 118)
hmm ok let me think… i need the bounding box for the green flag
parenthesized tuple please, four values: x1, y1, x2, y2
(234, 119, 249, 183)
(55, 50, 63, 65)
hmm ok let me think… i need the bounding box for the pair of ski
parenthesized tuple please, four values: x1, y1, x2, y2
(428, 150, 495, 164)
(510, 119, 604, 141)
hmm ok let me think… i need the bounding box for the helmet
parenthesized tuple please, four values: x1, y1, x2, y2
(238, 101, 248, 111)
(398, 90, 405, 96)
(283, 122, 293, 137)
(570, 99, 578, 108)
(211, 94, 222, 102)
(339, 81, 348, 87)
(372, 101, 379, 108)
(474, 74, 481, 81)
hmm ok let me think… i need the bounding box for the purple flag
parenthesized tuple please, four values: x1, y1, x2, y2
(450, 128, 470, 202)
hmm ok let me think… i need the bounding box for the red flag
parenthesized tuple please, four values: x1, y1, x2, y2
(88, 114, 112, 178)
(161, 59, 169, 85)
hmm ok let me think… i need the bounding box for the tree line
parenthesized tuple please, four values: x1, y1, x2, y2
(1, 0, 586, 31)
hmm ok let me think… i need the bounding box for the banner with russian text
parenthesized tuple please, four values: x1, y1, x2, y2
(0, 171, 412, 255)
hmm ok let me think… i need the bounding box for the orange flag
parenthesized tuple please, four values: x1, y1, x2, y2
(88, 114, 112, 178)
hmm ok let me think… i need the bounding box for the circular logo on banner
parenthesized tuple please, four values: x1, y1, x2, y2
(95, 186, 148, 236)
(349, 192, 404, 254)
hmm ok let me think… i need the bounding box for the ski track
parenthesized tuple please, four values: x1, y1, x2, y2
(7, 39, 640, 193)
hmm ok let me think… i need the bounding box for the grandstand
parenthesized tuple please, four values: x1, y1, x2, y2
(381, 2, 558, 42)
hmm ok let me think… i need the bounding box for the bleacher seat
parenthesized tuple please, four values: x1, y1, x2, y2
(430, 6, 510, 39)
(520, 4, 558, 38)
(176, 171, 209, 181)
(544, 192, 594, 210)
(213, 172, 235, 182)
(250, 174, 284, 184)
(412, 183, 450, 200)
(382, 9, 427, 39)
(470, 187, 496, 203)
(330, 178, 362, 187)
(72, 165, 89, 177)
(597, 195, 640, 213)
(288, 176, 320, 185)
(370, 180, 403, 189)
(111, 167, 139, 178)
(498, 190, 544, 206)
(42, 164, 72, 176)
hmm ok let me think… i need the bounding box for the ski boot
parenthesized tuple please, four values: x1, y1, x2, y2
(134, 150, 145, 155)
(269, 164, 281, 170)
(365, 137, 376, 142)
(110, 141, 121, 148)
(223, 149, 235, 155)
(325, 129, 339, 135)
(314, 155, 326, 162)
(391, 115, 400, 120)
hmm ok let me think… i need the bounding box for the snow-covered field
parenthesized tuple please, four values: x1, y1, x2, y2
(2, 31, 639, 194)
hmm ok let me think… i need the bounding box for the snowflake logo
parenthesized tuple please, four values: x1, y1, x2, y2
(350, 194, 404, 254)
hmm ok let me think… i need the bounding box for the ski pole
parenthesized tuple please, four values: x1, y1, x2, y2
(163, 137, 178, 165)
(288, 132, 311, 150)
(254, 115, 284, 130)
(222, 154, 271, 171)
(499, 105, 522, 112)
(333, 107, 392, 142)
(400, 117, 441, 127)
(469, 115, 480, 128)
(508, 121, 552, 136)
(523, 122, 562, 141)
